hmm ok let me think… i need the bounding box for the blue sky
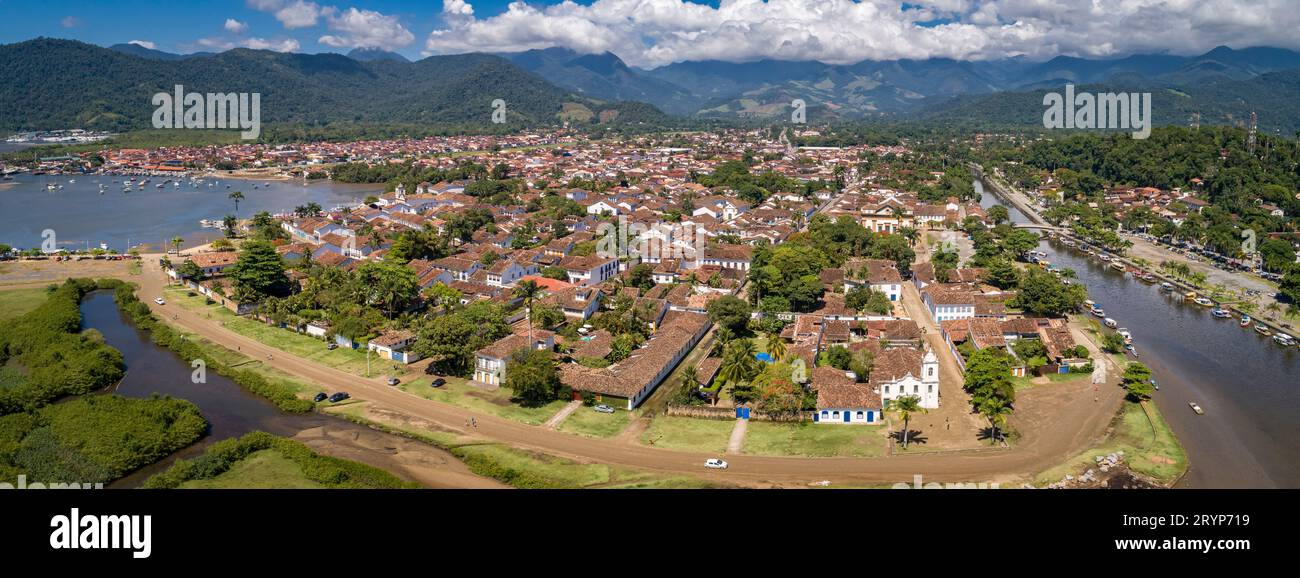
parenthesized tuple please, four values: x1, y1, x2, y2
(3, 1, 1298, 68)
(0, 0, 545, 57)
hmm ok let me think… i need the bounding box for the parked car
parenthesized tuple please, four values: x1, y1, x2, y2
(386, 377, 400, 386)
(430, 378, 446, 388)
(328, 392, 350, 403)
(313, 392, 328, 403)
(704, 458, 729, 470)
(424, 365, 443, 376)
(326, 343, 338, 350)
(154, 297, 165, 305)
(594, 404, 615, 414)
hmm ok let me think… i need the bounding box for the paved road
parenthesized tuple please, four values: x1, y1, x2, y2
(133, 253, 1127, 487)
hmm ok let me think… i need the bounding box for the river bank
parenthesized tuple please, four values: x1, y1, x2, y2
(977, 175, 1300, 488)
(76, 290, 502, 489)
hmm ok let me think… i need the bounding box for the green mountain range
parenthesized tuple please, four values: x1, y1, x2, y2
(0, 38, 666, 133)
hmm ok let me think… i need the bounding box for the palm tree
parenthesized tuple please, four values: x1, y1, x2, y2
(513, 279, 542, 343)
(170, 236, 183, 255)
(888, 395, 926, 449)
(1266, 301, 1282, 319)
(678, 365, 699, 404)
(712, 326, 735, 356)
(765, 330, 786, 362)
(890, 206, 907, 233)
(718, 341, 756, 393)
(228, 191, 245, 214)
(900, 227, 920, 247)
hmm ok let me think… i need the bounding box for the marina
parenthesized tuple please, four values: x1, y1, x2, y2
(979, 176, 1300, 488)
(0, 173, 379, 252)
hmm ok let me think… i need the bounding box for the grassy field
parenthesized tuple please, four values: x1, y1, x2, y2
(1012, 371, 1092, 390)
(743, 421, 888, 457)
(183, 331, 318, 399)
(325, 403, 718, 489)
(639, 416, 734, 453)
(165, 286, 404, 377)
(0, 287, 49, 321)
(1035, 401, 1188, 486)
(557, 405, 633, 438)
(397, 376, 566, 426)
(178, 449, 326, 489)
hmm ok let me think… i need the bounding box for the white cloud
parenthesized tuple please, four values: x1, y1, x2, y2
(423, 0, 1300, 68)
(128, 40, 156, 50)
(225, 19, 249, 34)
(246, 0, 332, 29)
(60, 16, 80, 28)
(197, 36, 301, 53)
(318, 7, 415, 50)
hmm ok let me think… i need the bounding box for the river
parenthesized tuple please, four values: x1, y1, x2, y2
(0, 174, 381, 252)
(977, 179, 1300, 488)
(78, 291, 489, 488)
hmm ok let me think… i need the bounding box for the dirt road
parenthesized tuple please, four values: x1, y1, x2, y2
(133, 255, 1127, 487)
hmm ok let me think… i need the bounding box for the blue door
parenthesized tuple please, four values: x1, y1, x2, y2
(843, 411, 851, 423)
(813, 412, 819, 423)
(867, 411, 874, 423)
(736, 407, 750, 419)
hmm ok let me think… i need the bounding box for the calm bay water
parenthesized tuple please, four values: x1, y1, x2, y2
(0, 173, 380, 251)
(978, 179, 1300, 488)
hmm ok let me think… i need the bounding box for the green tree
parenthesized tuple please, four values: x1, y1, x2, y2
(888, 394, 926, 449)
(982, 258, 1022, 289)
(1122, 362, 1155, 402)
(1101, 332, 1127, 354)
(845, 286, 892, 315)
(226, 240, 290, 301)
(765, 330, 786, 362)
(707, 295, 752, 334)
(355, 260, 419, 318)
(1011, 268, 1086, 317)
(502, 347, 560, 407)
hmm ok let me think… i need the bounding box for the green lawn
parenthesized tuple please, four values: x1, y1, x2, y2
(398, 376, 566, 426)
(1035, 401, 1187, 486)
(185, 332, 318, 399)
(325, 403, 719, 489)
(1012, 371, 1092, 390)
(178, 449, 326, 489)
(165, 286, 404, 377)
(558, 405, 633, 438)
(743, 421, 888, 458)
(639, 416, 735, 453)
(0, 287, 49, 321)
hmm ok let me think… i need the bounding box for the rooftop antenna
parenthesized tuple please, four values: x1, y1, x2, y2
(1247, 111, 1258, 155)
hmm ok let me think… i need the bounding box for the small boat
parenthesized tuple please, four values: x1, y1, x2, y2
(1184, 291, 1197, 300)
(1104, 317, 1118, 328)
(1255, 325, 1273, 337)
(1118, 328, 1133, 343)
(1109, 261, 1126, 272)
(1150, 379, 1159, 391)
(1240, 315, 1252, 327)
(1092, 308, 1106, 318)
(1211, 308, 1231, 318)
(1193, 297, 1215, 307)
(1274, 334, 1295, 346)
(1189, 402, 1204, 415)
(1160, 282, 1174, 292)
